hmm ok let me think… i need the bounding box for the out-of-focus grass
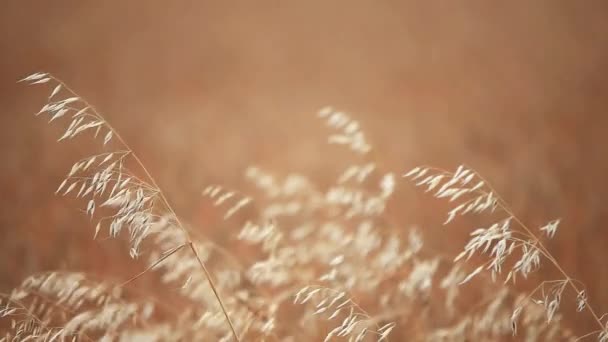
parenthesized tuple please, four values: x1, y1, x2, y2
(2, 1, 608, 335)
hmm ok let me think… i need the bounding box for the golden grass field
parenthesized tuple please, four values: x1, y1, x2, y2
(2, 1, 608, 339)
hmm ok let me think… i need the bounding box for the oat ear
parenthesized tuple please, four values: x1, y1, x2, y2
(23, 73, 240, 341)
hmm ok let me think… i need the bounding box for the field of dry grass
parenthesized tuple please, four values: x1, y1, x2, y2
(2, 1, 608, 340)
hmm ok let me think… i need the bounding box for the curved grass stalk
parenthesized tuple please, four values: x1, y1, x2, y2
(23, 72, 240, 341)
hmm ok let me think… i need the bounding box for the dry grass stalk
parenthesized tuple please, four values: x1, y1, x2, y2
(12, 72, 239, 341)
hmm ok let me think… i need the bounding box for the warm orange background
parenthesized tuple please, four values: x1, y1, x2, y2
(1, 0, 608, 336)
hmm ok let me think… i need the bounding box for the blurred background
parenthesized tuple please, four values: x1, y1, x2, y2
(1, 0, 608, 335)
